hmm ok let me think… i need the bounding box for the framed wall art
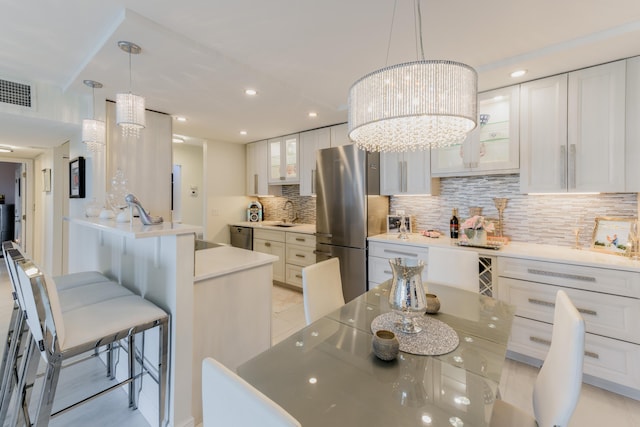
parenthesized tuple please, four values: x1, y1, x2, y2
(69, 157, 86, 198)
(387, 215, 412, 234)
(591, 216, 636, 256)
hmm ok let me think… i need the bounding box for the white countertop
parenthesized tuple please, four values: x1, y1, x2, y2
(230, 221, 316, 235)
(369, 232, 640, 272)
(65, 216, 202, 239)
(194, 245, 279, 281)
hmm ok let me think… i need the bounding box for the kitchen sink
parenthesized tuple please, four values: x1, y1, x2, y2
(273, 223, 297, 227)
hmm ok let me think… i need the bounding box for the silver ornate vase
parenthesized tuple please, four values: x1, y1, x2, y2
(388, 258, 426, 334)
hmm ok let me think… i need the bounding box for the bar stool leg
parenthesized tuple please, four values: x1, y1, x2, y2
(0, 307, 25, 420)
(158, 318, 169, 427)
(11, 338, 40, 427)
(128, 334, 138, 409)
(33, 356, 63, 427)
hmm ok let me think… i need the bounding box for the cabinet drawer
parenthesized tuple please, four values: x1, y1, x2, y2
(369, 256, 428, 285)
(286, 244, 316, 267)
(254, 228, 286, 242)
(498, 257, 640, 298)
(501, 277, 640, 344)
(286, 232, 316, 247)
(509, 317, 640, 390)
(369, 242, 429, 261)
(285, 265, 303, 288)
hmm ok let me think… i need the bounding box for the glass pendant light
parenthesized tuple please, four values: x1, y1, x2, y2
(81, 80, 106, 153)
(348, 0, 477, 152)
(116, 41, 145, 137)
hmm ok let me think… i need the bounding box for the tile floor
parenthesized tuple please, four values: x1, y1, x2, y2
(0, 265, 638, 426)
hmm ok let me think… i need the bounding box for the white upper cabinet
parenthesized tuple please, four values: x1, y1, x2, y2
(626, 56, 640, 192)
(520, 60, 626, 193)
(431, 86, 520, 177)
(299, 128, 331, 196)
(380, 150, 439, 195)
(246, 140, 269, 196)
(268, 134, 299, 184)
(329, 123, 351, 146)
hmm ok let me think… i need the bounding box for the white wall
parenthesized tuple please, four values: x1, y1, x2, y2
(173, 144, 204, 226)
(203, 141, 250, 243)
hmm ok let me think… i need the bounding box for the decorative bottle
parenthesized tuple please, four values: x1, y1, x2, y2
(450, 208, 459, 239)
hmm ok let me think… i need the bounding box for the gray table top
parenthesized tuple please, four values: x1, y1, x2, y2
(238, 282, 515, 427)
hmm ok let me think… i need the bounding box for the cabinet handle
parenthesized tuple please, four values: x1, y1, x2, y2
(254, 174, 258, 194)
(383, 249, 419, 257)
(265, 242, 271, 247)
(295, 274, 303, 279)
(529, 336, 599, 359)
(383, 270, 392, 275)
(398, 161, 403, 193)
(295, 238, 305, 242)
(569, 144, 576, 189)
(526, 268, 596, 282)
(295, 254, 306, 258)
(527, 298, 597, 316)
(403, 161, 408, 192)
(280, 176, 286, 181)
(311, 169, 316, 194)
(560, 145, 567, 189)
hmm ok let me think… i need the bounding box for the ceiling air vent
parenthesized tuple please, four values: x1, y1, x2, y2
(0, 78, 33, 108)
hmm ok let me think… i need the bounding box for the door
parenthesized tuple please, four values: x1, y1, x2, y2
(14, 164, 26, 248)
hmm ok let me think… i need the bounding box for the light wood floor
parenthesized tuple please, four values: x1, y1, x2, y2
(1, 266, 638, 426)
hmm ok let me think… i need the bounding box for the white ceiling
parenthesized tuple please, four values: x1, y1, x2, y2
(2, 0, 640, 157)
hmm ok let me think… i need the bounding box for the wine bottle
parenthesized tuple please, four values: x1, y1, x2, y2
(450, 208, 459, 239)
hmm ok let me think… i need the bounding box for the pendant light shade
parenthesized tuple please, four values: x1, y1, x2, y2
(116, 41, 145, 137)
(348, 1, 477, 152)
(81, 80, 106, 153)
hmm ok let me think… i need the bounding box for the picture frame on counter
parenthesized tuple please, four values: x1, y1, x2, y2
(69, 157, 85, 199)
(387, 215, 412, 234)
(591, 216, 636, 256)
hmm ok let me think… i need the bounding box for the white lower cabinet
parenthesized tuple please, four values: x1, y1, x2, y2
(498, 256, 640, 398)
(367, 241, 429, 290)
(253, 229, 285, 283)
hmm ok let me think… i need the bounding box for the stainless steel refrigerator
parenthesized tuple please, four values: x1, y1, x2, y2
(315, 144, 388, 302)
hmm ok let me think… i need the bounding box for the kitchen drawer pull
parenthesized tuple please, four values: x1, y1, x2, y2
(265, 242, 271, 247)
(295, 274, 303, 279)
(383, 249, 419, 257)
(295, 238, 305, 242)
(526, 268, 596, 282)
(529, 336, 599, 359)
(527, 298, 597, 316)
(384, 270, 392, 275)
(295, 254, 306, 258)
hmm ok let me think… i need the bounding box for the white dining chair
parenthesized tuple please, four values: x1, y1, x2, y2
(202, 357, 301, 427)
(426, 246, 479, 292)
(302, 257, 345, 325)
(490, 290, 585, 427)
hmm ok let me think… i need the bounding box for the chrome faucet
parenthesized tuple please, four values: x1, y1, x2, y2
(283, 200, 297, 223)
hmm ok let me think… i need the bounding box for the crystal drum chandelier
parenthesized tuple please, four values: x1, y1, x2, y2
(81, 80, 106, 153)
(348, 0, 477, 152)
(116, 41, 145, 137)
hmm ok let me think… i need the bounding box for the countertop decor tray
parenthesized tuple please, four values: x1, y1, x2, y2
(456, 241, 503, 250)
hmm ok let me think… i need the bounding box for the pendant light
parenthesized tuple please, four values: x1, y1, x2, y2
(81, 80, 106, 153)
(116, 41, 145, 137)
(348, 0, 477, 152)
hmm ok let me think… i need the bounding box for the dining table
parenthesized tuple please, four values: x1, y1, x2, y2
(237, 281, 515, 426)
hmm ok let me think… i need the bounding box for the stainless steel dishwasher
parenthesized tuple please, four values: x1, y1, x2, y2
(229, 225, 253, 250)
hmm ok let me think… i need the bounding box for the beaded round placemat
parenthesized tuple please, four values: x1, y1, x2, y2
(371, 312, 459, 356)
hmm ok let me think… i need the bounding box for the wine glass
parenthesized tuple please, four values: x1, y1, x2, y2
(571, 218, 582, 250)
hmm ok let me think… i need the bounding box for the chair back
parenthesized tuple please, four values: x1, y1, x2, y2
(15, 259, 65, 360)
(427, 247, 479, 292)
(533, 290, 585, 426)
(202, 357, 301, 427)
(302, 257, 345, 325)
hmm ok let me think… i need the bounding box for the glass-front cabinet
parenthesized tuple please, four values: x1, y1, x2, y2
(268, 134, 299, 184)
(431, 85, 520, 177)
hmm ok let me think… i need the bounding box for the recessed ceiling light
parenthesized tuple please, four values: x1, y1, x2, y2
(172, 136, 184, 143)
(240, 130, 248, 136)
(308, 112, 318, 118)
(0, 146, 13, 153)
(510, 69, 527, 78)
(245, 89, 257, 96)
(175, 116, 187, 122)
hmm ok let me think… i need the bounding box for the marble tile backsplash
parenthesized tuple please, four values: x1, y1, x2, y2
(391, 174, 638, 248)
(258, 175, 638, 249)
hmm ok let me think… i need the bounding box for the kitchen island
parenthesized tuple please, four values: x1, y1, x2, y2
(65, 217, 277, 427)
